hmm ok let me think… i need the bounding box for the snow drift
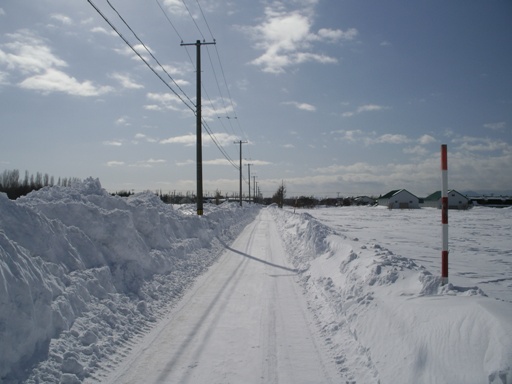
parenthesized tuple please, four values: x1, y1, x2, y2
(269, 206, 512, 384)
(0, 178, 259, 383)
(1, 179, 511, 384)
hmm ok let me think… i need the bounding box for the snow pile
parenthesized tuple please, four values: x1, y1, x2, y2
(0, 178, 259, 383)
(269, 206, 512, 384)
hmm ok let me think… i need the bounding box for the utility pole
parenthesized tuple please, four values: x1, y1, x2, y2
(234, 140, 247, 206)
(181, 39, 216, 215)
(253, 175, 256, 203)
(246, 163, 253, 203)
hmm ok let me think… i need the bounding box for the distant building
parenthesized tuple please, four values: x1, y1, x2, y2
(422, 190, 470, 210)
(354, 196, 376, 206)
(378, 189, 420, 209)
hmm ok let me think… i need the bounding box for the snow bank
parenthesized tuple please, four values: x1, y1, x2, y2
(269, 206, 512, 384)
(0, 178, 259, 383)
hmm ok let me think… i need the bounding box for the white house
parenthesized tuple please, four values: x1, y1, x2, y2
(378, 189, 420, 209)
(422, 190, 470, 210)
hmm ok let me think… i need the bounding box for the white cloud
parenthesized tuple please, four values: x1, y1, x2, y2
(103, 140, 123, 146)
(162, 0, 188, 16)
(0, 30, 112, 96)
(282, 143, 295, 148)
(204, 159, 233, 166)
(483, 121, 506, 131)
(333, 130, 410, 145)
(160, 132, 239, 146)
(19, 68, 113, 96)
(91, 26, 116, 36)
(0, 8, 5, 16)
(106, 161, 125, 167)
(134, 133, 157, 143)
(342, 104, 389, 117)
(110, 72, 144, 89)
(115, 44, 153, 62)
(332, 129, 365, 142)
(0, 30, 67, 74)
(283, 101, 316, 111)
(147, 158, 166, 164)
(375, 134, 410, 144)
(453, 136, 509, 153)
(418, 134, 436, 145)
(115, 116, 130, 126)
(242, 4, 355, 74)
(50, 14, 73, 25)
(146, 92, 188, 112)
(403, 145, 428, 156)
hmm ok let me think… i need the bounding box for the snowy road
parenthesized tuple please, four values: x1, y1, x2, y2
(102, 209, 338, 384)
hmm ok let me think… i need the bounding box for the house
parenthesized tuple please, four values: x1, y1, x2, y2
(422, 190, 470, 210)
(354, 196, 376, 206)
(378, 189, 420, 209)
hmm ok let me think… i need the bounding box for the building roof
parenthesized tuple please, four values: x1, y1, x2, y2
(424, 190, 468, 201)
(380, 189, 401, 199)
(380, 189, 418, 199)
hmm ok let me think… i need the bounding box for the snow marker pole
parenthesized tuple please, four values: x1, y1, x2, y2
(441, 144, 449, 285)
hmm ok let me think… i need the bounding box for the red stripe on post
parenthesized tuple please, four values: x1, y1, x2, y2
(441, 144, 448, 170)
(442, 250, 449, 279)
(441, 197, 448, 224)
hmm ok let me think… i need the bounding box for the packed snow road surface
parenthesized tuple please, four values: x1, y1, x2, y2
(101, 209, 339, 384)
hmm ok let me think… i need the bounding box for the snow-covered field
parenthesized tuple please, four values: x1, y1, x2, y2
(273, 206, 512, 383)
(1, 180, 511, 383)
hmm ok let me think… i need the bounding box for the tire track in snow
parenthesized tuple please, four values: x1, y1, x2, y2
(102, 209, 339, 383)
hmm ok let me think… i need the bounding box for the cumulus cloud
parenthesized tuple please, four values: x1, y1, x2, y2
(134, 133, 158, 143)
(160, 132, 239, 147)
(453, 136, 510, 153)
(483, 121, 506, 131)
(103, 140, 123, 146)
(106, 161, 125, 167)
(19, 68, 113, 96)
(145, 92, 189, 112)
(282, 101, 316, 111)
(242, 4, 357, 74)
(0, 29, 112, 96)
(418, 134, 436, 145)
(50, 14, 73, 25)
(403, 145, 428, 156)
(110, 72, 144, 89)
(342, 104, 389, 117)
(375, 134, 410, 144)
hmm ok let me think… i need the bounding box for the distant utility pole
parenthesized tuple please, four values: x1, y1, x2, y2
(234, 140, 247, 206)
(181, 39, 216, 215)
(253, 175, 256, 202)
(246, 163, 253, 203)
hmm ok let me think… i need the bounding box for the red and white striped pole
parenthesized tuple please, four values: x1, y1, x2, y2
(441, 144, 449, 285)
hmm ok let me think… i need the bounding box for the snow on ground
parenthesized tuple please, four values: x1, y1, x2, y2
(1, 180, 511, 383)
(270, 205, 512, 383)
(0, 179, 259, 383)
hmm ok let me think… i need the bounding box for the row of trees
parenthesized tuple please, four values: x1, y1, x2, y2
(0, 169, 79, 200)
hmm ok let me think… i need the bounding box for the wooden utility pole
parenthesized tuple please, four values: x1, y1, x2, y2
(181, 39, 215, 215)
(246, 163, 253, 203)
(234, 140, 247, 206)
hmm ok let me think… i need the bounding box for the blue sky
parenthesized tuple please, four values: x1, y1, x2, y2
(1, 0, 511, 198)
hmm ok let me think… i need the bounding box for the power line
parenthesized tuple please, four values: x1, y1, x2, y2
(158, 0, 241, 161)
(87, 0, 195, 113)
(105, 0, 196, 109)
(180, 0, 205, 41)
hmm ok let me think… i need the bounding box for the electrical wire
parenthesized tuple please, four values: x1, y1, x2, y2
(105, 0, 196, 109)
(87, 0, 195, 113)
